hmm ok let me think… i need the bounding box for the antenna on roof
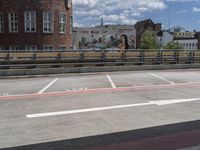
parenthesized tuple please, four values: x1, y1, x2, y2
(100, 17, 104, 26)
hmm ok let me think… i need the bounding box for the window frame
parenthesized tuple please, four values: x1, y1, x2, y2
(70, 16, 73, 35)
(24, 11, 36, 33)
(9, 45, 19, 52)
(25, 45, 37, 51)
(8, 12, 18, 33)
(43, 11, 54, 33)
(59, 45, 67, 51)
(0, 12, 4, 33)
(59, 13, 67, 34)
(43, 45, 54, 51)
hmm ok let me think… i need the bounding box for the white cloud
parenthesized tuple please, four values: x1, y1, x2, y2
(73, 0, 167, 27)
(167, 0, 200, 2)
(193, 7, 200, 12)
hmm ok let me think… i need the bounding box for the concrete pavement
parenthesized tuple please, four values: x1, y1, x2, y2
(0, 69, 200, 149)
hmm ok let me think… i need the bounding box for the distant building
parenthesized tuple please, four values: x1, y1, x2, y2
(173, 32, 198, 50)
(134, 19, 162, 49)
(0, 0, 73, 51)
(73, 25, 136, 49)
(157, 30, 173, 48)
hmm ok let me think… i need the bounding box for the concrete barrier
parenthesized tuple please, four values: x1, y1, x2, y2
(1, 64, 200, 78)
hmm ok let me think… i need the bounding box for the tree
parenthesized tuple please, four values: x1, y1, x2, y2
(164, 41, 183, 50)
(140, 31, 159, 49)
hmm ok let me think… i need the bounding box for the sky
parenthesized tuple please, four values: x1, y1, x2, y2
(73, 0, 200, 31)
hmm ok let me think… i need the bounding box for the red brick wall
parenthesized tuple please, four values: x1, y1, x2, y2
(0, 0, 72, 50)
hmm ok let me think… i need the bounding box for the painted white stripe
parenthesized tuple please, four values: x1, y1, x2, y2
(26, 97, 200, 118)
(149, 72, 175, 84)
(190, 72, 200, 76)
(150, 98, 200, 105)
(38, 78, 59, 94)
(106, 75, 117, 88)
(26, 102, 152, 118)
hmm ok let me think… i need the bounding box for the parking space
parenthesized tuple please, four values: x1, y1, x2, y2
(150, 71, 200, 84)
(109, 72, 170, 87)
(0, 77, 55, 95)
(45, 75, 111, 93)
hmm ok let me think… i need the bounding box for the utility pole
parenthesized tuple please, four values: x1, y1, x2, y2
(168, 7, 171, 30)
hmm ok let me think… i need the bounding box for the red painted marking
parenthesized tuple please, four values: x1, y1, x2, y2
(0, 82, 200, 101)
(84, 130, 200, 150)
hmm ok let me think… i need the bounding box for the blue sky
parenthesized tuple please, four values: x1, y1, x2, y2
(73, 0, 200, 31)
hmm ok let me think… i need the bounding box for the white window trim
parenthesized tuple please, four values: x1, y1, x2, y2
(43, 11, 54, 33)
(43, 45, 54, 51)
(0, 12, 3, 33)
(59, 13, 67, 34)
(9, 45, 19, 51)
(25, 45, 37, 51)
(8, 12, 18, 33)
(59, 45, 67, 51)
(24, 11, 36, 33)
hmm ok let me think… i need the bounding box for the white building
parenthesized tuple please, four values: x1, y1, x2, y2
(173, 32, 198, 50)
(73, 25, 136, 50)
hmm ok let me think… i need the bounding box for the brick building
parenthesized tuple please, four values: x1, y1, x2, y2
(134, 19, 162, 49)
(0, 0, 73, 51)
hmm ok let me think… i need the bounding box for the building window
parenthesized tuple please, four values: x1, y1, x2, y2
(59, 45, 67, 51)
(24, 11, 36, 32)
(0, 12, 3, 33)
(59, 13, 66, 34)
(25, 45, 37, 51)
(192, 43, 195, 48)
(43, 45, 54, 51)
(8, 12, 18, 32)
(43, 12, 54, 33)
(9, 45, 19, 51)
(0, 45, 4, 51)
(70, 16, 73, 34)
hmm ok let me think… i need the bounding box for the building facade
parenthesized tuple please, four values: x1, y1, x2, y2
(173, 32, 198, 50)
(134, 19, 162, 49)
(0, 0, 73, 51)
(73, 25, 136, 50)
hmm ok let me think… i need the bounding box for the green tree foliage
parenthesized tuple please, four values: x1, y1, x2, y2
(164, 41, 183, 50)
(140, 31, 159, 49)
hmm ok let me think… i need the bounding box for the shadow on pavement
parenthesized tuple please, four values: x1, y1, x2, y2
(2, 120, 200, 150)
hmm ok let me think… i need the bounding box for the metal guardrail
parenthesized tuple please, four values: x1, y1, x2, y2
(0, 50, 200, 69)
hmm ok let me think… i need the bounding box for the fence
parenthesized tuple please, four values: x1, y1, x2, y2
(0, 50, 200, 69)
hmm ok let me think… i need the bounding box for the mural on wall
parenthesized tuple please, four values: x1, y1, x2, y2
(78, 33, 136, 50)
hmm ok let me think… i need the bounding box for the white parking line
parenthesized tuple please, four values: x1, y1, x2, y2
(38, 78, 59, 94)
(149, 72, 175, 84)
(106, 75, 117, 88)
(190, 72, 200, 76)
(26, 97, 200, 118)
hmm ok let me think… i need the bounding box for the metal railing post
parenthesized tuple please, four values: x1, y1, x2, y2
(122, 51, 126, 62)
(160, 50, 163, 64)
(176, 50, 179, 64)
(80, 50, 84, 62)
(142, 50, 145, 64)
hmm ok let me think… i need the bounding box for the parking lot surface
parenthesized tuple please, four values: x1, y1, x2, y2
(0, 69, 200, 149)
